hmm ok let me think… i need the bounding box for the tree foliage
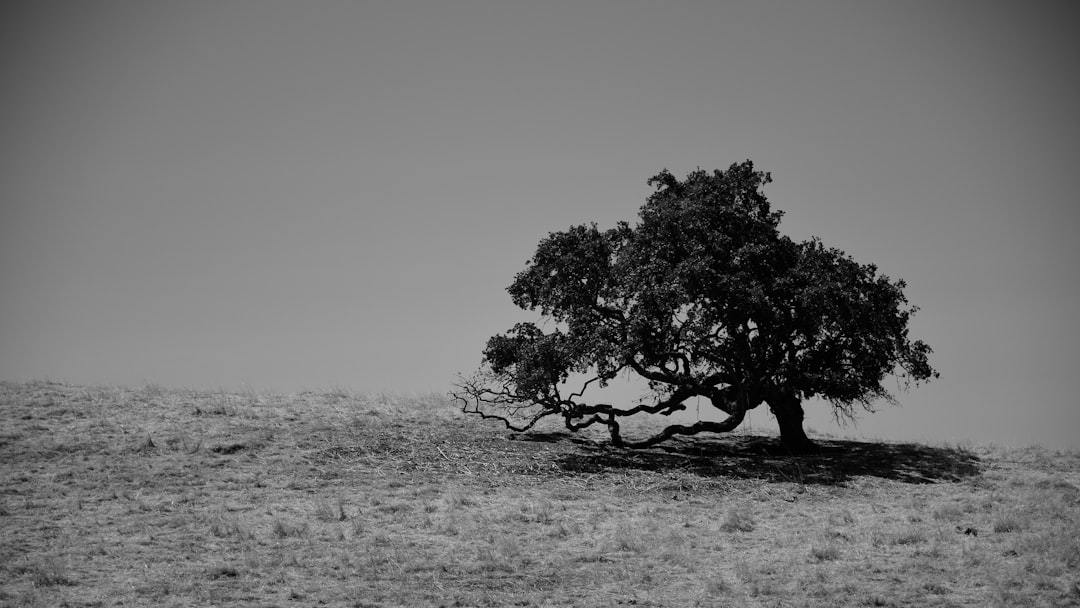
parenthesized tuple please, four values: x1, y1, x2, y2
(452, 162, 937, 452)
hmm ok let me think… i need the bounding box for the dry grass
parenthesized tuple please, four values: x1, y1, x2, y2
(1, 379, 1078, 607)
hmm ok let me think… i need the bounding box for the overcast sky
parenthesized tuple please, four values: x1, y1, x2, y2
(2, 1, 1077, 449)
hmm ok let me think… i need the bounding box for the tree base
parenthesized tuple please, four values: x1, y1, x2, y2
(778, 433, 818, 455)
(769, 391, 818, 455)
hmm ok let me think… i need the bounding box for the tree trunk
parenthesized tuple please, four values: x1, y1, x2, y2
(768, 391, 817, 454)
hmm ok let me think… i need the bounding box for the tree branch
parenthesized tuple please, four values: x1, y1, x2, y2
(628, 358, 679, 385)
(451, 374, 559, 433)
(613, 415, 747, 449)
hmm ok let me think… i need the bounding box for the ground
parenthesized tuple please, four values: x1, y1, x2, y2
(1, 380, 1078, 607)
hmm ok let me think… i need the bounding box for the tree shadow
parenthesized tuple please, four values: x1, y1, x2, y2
(535, 433, 982, 485)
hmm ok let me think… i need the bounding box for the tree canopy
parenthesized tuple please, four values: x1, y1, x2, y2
(453, 162, 937, 452)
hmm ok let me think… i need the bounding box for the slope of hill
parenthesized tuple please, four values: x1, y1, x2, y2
(1, 380, 1077, 607)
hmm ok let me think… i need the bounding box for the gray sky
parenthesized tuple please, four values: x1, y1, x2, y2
(2, 1, 1077, 449)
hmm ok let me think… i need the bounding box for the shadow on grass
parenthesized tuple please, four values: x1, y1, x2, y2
(528, 433, 982, 485)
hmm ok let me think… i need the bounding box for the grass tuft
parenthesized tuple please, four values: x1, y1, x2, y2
(272, 518, 309, 539)
(13, 557, 74, 587)
(992, 511, 1027, 533)
(810, 543, 842, 561)
(206, 565, 239, 580)
(719, 505, 755, 533)
(314, 497, 347, 522)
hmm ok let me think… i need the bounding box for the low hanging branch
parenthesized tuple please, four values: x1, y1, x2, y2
(452, 369, 753, 449)
(453, 162, 937, 453)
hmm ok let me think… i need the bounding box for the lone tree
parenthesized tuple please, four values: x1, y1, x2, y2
(453, 162, 937, 453)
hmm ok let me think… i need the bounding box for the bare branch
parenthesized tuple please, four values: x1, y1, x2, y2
(613, 413, 747, 449)
(450, 373, 559, 433)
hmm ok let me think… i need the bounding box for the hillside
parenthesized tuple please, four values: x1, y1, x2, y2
(1, 380, 1077, 607)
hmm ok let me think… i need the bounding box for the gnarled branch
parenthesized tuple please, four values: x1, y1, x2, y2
(452, 371, 758, 450)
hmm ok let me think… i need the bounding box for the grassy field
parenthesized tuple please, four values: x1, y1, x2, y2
(1, 380, 1077, 607)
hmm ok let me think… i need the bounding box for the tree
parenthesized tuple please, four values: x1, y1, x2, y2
(452, 162, 938, 453)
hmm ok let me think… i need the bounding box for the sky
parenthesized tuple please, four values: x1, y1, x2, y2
(2, 1, 1077, 450)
